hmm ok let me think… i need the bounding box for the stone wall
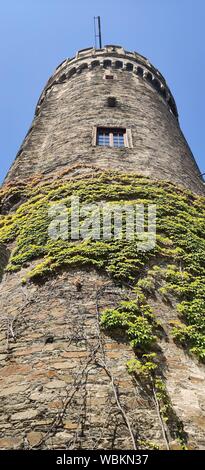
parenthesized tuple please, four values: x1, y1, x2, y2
(0, 267, 205, 450)
(0, 269, 162, 449)
(0, 242, 9, 281)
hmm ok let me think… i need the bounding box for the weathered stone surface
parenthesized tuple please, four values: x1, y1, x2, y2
(0, 437, 22, 450)
(0, 268, 204, 449)
(11, 410, 38, 421)
(0, 45, 205, 451)
(0, 384, 29, 397)
(27, 431, 43, 447)
(45, 380, 67, 389)
(0, 242, 9, 280)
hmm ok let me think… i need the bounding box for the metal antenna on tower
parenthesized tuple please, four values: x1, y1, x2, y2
(94, 16, 102, 48)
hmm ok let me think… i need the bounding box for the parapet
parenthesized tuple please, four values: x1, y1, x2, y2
(35, 45, 178, 119)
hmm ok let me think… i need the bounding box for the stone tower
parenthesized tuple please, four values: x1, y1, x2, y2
(0, 46, 205, 450)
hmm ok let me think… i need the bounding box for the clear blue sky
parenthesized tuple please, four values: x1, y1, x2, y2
(0, 0, 204, 183)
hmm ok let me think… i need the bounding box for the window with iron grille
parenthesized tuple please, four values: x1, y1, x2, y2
(96, 127, 127, 147)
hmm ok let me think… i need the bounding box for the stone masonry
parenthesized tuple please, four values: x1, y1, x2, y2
(0, 46, 205, 450)
(0, 268, 205, 449)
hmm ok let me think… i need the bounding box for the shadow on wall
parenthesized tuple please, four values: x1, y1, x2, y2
(0, 243, 10, 282)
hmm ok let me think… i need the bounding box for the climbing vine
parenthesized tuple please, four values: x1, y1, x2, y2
(0, 170, 205, 363)
(100, 285, 187, 449)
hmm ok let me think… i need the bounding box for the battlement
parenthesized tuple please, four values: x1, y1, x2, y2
(35, 45, 178, 118)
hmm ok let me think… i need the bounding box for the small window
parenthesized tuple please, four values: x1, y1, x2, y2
(59, 73, 67, 83)
(146, 72, 153, 83)
(105, 74, 114, 80)
(107, 96, 117, 107)
(137, 66, 143, 77)
(152, 78, 161, 91)
(79, 63, 88, 72)
(96, 127, 127, 148)
(115, 60, 123, 69)
(160, 87, 167, 100)
(68, 68, 76, 78)
(103, 60, 112, 68)
(126, 63, 133, 71)
(91, 60, 100, 68)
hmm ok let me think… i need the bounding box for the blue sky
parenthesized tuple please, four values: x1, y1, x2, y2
(0, 0, 204, 183)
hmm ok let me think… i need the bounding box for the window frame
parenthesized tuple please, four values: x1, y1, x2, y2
(98, 127, 126, 148)
(92, 125, 133, 149)
(92, 126, 133, 149)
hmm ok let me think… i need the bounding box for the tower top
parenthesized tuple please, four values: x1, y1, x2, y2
(3, 44, 204, 195)
(36, 45, 178, 119)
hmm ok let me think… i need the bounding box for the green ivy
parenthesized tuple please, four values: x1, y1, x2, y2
(100, 288, 187, 448)
(155, 379, 187, 449)
(100, 298, 157, 349)
(0, 171, 205, 361)
(126, 354, 158, 377)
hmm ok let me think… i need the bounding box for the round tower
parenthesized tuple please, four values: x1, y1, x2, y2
(4, 45, 204, 194)
(0, 47, 205, 451)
